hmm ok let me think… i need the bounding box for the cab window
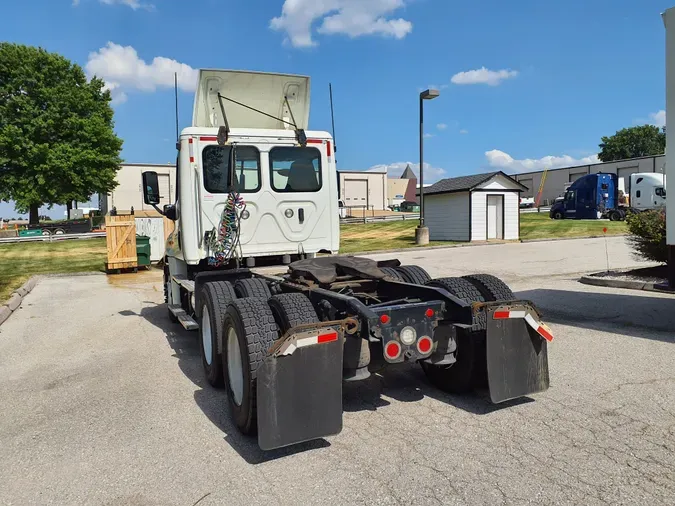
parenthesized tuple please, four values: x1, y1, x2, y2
(269, 147, 322, 193)
(656, 187, 666, 197)
(564, 190, 575, 202)
(202, 145, 261, 193)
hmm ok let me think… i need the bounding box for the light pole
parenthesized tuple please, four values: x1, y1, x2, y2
(416, 88, 440, 246)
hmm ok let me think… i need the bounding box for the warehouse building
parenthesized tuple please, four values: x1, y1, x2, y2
(338, 169, 388, 211)
(421, 171, 526, 242)
(100, 163, 176, 215)
(512, 155, 665, 205)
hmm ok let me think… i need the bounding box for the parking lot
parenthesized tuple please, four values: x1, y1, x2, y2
(1, 236, 674, 505)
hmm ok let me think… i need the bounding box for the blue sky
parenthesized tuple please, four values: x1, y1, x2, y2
(0, 0, 671, 218)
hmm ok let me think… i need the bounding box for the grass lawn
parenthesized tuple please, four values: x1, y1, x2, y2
(519, 212, 626, 240)
(340, 220, 457, 254)
(0, 238, 107, 302)
(340, 212, 627, 254)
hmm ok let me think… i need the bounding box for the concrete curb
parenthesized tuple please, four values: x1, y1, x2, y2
(0, 276, 41, 327)
(579, 275, 675, 294)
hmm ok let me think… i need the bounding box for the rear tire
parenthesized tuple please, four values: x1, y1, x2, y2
(395, 265, 431, 285)
(199, 281, 237, 388)
(422, 277, 487, 393)
(223, 298, 279, 435)
(426, 277, 486, 331)
(268, 293, 319, 332)
(380, 267, 406, 282)
(462, 274, 514, 302)
(552, 210, 564, 220)
(234, 278, 271, 299)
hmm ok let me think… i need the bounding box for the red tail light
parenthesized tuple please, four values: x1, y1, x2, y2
(384, 341, 401, 360)
(425, 308, 434, 318)
(380, 314, 390, 324)
(417, 336, 433, 355)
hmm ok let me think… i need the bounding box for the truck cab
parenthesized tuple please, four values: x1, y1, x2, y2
(550, 173, 616, 220)
(629, 173, 667, 211)
(141, 70, 339, 309)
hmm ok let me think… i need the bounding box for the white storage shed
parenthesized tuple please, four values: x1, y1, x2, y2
(421, 172, 526, 242)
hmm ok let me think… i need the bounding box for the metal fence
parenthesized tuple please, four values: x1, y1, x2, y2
(0, 232, 106, 244)
(341, 213, 420, 224)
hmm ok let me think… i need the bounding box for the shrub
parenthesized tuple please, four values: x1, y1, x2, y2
(625, 208, 667, 263)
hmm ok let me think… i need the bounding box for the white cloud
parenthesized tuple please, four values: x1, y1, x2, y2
(270, 0, 413, 48)
(648, 110, 666, 127)
(436, 123, 447, 130)
(423, 133, 434, 138)
(459, 129, 469, 134)
(367, 162, 446, 182)
(485, 149, 600, 174)
(74, 0, 154, 10)
(451, 67, 518, 86)
(86, 43, 198, 104)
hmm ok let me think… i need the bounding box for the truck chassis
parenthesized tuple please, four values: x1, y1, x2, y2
(166, 256, 552, 451)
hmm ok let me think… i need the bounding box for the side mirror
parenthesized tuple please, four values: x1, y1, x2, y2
(142, 171, 160, 205)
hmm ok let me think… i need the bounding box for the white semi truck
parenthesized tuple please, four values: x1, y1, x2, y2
(141, 69, 554, 450)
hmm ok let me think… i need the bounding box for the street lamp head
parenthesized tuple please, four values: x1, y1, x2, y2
(420, 89, 440, 100)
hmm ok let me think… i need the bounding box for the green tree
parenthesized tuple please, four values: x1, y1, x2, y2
(598, 125, 665, 162)
(0, 43, 123, 224)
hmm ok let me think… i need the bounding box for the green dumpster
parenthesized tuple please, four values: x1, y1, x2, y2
(136, 235, 151, 266)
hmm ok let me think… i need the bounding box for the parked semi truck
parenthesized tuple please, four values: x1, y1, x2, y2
(141, 69, 554, 451)
(550, 172, 666, 221)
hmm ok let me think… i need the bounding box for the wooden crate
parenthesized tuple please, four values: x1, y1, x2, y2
(105, 215, 137, 272)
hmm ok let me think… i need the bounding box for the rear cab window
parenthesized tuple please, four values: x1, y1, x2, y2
(202, 145, 261, 193)
(269, 146, 322, 192)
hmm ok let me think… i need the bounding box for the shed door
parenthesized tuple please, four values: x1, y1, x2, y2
(487, 195, 504, 240)
(345, 179, 368, 208)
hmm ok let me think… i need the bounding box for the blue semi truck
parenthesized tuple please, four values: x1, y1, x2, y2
(550, 172, 666, 221)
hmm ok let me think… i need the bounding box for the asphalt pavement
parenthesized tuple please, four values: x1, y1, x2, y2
(1, 236, 674, 505)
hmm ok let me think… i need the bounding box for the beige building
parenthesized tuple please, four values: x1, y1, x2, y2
(338, 169, 388, 211)
(100, 163, 176, 215)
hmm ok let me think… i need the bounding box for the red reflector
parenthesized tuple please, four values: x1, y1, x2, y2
(380, 314, 390, 324)
(188, 138, 193, 144)
(189, 157, 195, 163)
(317, 331, 338, 344)
(326, 140, 332, 157)
(385, 341, 401, 359)
(493, 311, 510, 319)
(200, 136, 218, 141)
(425, 308, 434, 318)
(307, 139, 323, 144)
(417, 336, 433, 354)
(537, 325, 554, 342)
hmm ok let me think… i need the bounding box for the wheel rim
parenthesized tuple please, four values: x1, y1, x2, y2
(227, 326, 244, 406)
(55, 230, 64, 235)
(202, 306, 213, 366)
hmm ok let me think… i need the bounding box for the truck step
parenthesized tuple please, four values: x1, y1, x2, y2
(171, 275, 195, 293)
(168, 304, 199, 331)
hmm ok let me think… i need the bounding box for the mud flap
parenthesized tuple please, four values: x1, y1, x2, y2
(256, 334, 344, 451)
(485, 305, 550, 403)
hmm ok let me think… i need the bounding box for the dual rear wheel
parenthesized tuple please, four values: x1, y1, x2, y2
(198, 281, 320, 435)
